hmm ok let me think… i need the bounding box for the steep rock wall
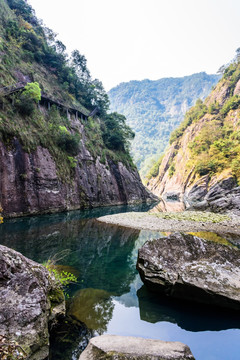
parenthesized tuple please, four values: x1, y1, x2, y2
(147, 73, 240, 213)
(0, 119, 154, 217)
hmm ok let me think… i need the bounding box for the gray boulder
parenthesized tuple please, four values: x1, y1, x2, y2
(0, 245, 65, 360)
(79, 335, 195, 360)
(137, 233, 240, 310)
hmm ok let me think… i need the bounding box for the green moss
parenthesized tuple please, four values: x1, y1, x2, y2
(151, 211, 230, 223)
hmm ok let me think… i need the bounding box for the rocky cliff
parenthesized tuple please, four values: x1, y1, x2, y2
(0, 133, 153, 218)
(147, 59, 240, 213)
(0, 0, 154, 218)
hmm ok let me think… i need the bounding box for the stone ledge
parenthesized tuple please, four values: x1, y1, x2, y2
(79, 334, 195, 359)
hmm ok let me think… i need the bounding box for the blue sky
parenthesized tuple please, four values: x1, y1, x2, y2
(28, 0, 240, 90)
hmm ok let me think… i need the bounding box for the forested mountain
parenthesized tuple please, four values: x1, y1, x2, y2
(108, 73, 220, 179)
(0, 0, 153, 217)
(147, 54, 240, 213)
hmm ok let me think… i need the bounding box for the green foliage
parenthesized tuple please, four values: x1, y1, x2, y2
(15, 94, 35, 115)
(220, 95, 240, 115)
(168, 162, 176, 177)
(4, 0, 109, 116)
(109, 73, 219, 177)
(169, 99, 208, 144)
(208, 101, 220, 114)
(67, 156, 77, 168)
(22, 82, 41, 102)
(102, 112, 135, 152)
(146, 155, 164, 179)
(14, 82, 41, 116)
(57, 130, 80, 156)
(45, 260, 77, 289)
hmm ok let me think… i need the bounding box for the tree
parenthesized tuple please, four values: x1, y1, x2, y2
(102, 112, 135, 152)
(71, 50, 90, 80)
(22, 82, 41, 102)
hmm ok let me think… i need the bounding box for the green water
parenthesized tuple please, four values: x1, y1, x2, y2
(0, 204, 240, 360)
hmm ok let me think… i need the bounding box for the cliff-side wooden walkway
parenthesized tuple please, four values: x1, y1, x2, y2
(0, 82, 99, 120)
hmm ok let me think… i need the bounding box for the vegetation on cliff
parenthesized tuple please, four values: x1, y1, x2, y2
(0, 0, 135, 181)
(148, 50, 240, 186)
(108, 73, 220, 178)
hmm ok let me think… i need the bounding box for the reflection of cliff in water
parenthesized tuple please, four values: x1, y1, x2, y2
(137, 286, 240, 332)
(0, 210, 140, 296)
(150, 199, 185, 213)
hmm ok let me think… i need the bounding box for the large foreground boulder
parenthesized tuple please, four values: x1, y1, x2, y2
(137, 233, 240, 310)
(79, 335, 195, 360)
(0, 245, 65, 360)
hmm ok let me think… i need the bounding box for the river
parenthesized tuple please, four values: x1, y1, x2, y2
(0, 203, 240, 360)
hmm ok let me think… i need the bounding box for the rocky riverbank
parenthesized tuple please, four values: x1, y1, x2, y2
(97, 210, 240, 235)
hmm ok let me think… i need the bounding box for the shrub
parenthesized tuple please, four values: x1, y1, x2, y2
(57, 130, 80, 156)
(168, 163, 176, 177)
(15, 94, 35, 116)
(220, 95, 240, 115)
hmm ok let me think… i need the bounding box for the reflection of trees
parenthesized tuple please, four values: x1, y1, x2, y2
(68, 288, 114, 335)
(137, 285, 240, 332)
(0, 210, 140, 295)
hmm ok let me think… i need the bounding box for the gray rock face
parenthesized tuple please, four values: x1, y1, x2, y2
(0, 245, 65, 360)
(137, 233, 240, 310)
(0, 136, 156, 218)
(79, 335, 195, 360)
(186, 176, 240, 213)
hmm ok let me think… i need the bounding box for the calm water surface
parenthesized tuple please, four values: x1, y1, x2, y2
(0, 204, 240, 360)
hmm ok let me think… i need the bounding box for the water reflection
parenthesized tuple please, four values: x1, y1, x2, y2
(68, 288, 114, 335)
(1, 204, 240, 360)
(137, 285, 240, 332)
(150, 199, 185, 213)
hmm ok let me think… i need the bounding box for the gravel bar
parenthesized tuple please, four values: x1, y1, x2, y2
(97, 211, 240, 235)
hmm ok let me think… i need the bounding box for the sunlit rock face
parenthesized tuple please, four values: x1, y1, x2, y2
(79, 335, 195, 360)
(137, 233, 240, 310)
(0, 245, 65, 360)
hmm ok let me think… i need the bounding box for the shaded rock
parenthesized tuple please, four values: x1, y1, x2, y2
(49, 314, 92, 360)
(0, 245, 65, 360)
(79, 335, 195, 360)
(137, 233, 240, 310)
(0, 138, 156, 218)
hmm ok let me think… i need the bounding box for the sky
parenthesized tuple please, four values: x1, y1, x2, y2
(28, 0, 240, 91)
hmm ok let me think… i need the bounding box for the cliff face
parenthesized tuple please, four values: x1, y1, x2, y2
(0, 127, 152, 218)
(147, 61, 240, 213)
(0, 0, 155, 217)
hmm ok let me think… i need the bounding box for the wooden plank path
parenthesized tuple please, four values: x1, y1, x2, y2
(0, 82, 99, 120)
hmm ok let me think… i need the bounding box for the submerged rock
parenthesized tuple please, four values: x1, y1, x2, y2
(0, 245, 65, 360)
(79, 334, 195, 360)
(137, 233, 240, 310)
(49, 314, 92, 360)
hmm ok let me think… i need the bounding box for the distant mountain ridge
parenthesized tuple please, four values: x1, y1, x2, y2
(108, 72, 220, 178)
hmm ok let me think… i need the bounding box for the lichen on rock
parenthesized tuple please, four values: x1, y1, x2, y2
(0, 245, 65, 360)
(137, 232, 240, 310)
